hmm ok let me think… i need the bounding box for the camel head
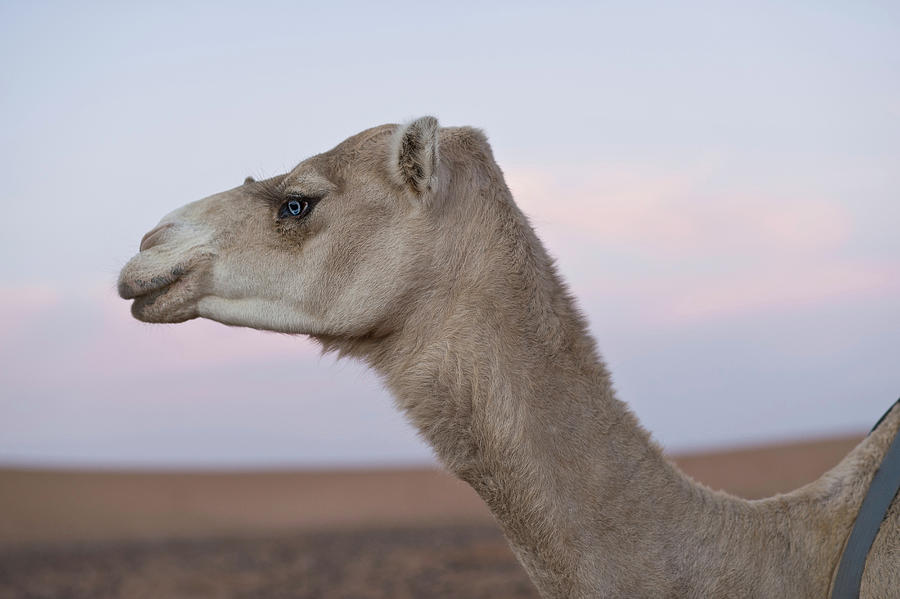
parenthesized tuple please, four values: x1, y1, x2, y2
(118, 117, 449, 339)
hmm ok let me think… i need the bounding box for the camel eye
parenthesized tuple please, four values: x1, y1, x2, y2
(279, 198, 311, 219)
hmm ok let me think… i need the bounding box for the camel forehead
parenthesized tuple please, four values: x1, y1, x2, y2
(330, 123, 396, 155)
(285, 124, 397, 190)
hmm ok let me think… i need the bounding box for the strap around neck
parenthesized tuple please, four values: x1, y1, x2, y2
(830, 399, 900, 598)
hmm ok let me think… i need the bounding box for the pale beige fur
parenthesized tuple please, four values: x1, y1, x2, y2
(119, 118, 899, 598)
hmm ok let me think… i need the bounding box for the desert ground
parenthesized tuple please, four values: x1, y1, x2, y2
(0, 435, 862, 598)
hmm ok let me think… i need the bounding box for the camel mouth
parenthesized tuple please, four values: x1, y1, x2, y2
(118, 255, 206, 324)
(126, 269, 200, 324)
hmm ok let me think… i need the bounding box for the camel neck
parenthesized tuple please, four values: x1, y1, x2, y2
(372, 269, 715, 596)
(378, 286, 862, 597)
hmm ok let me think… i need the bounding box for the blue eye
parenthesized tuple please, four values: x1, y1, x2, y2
(279, 198, 312, 219)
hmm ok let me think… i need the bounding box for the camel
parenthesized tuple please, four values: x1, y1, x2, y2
(118, 117, 899, 598)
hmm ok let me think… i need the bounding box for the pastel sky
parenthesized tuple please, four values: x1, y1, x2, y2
(1, 1, 898, 467)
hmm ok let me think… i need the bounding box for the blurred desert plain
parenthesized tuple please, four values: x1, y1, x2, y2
(0, 1, 898, 598)
(0, 436, 863, 598)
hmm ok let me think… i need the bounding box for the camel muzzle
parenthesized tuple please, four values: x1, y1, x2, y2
(118, 218, 215, 323)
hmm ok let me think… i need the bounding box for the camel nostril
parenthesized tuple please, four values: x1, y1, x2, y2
(140, 222, 175, 252)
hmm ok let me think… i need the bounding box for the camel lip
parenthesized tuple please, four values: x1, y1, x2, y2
(128, 273, 195, 323)
(118, 266, 187, 300)
(130, 281, 174, 311)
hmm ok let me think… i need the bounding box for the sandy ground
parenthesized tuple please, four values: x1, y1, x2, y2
(0, 435, 862, 598)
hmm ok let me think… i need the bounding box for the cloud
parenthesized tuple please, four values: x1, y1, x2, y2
(506, 162, 854, 257)
(0, 284, 61, 337)
(0, 283, 429, 468)
(504, 162, 896, 324)
(0, 283, 321, 388)
(647, 260, 899, 324)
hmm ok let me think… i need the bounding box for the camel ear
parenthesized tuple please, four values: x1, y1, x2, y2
(389, 116, 439, 196)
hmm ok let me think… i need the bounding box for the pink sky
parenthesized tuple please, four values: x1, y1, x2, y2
(1, 2, 898, 467)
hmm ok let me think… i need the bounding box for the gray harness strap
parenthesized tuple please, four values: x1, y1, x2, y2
(830, 399, 900, 599)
